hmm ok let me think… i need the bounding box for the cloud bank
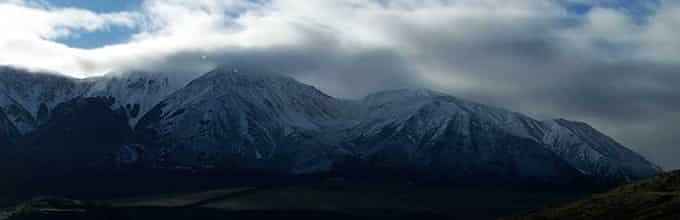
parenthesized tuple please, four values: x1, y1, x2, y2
(0, 0, 679, 169)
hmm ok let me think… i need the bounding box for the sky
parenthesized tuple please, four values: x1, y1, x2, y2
(0, 0, 679, 169)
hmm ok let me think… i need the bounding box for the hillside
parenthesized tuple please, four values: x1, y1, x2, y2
(509, 170, 680, 220)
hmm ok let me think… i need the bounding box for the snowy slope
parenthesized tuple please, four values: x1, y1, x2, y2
(539, 119, 661, 181)
(85, 71, 192, 126)
(355, 89, 546, 141)
(341, 89, 582, 180)
(0, 67, 90, 133)
(135, 67, 351, 170)
(0, 66, 193, 132)
(347, 89, 660, 181)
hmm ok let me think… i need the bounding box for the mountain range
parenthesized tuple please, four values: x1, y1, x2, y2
(0, 65, 661, 184)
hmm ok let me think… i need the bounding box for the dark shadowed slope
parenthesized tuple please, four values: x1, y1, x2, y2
(5, 97, 134, 178)
(508, 170, 680, 220)
(0, 108, 19, 147)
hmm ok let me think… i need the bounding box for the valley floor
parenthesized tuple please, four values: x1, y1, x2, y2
(1, 180, 592, 220)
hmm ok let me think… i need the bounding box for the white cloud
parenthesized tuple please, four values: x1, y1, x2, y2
(0, 0, 140, 74)
(2, 0, 677, 77)
(0, 0, 138, 39)
(640, 2, 680, 62)
(0, 0, 566, 76)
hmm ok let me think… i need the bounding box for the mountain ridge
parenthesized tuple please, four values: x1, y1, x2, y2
(0, 65, 662, 183)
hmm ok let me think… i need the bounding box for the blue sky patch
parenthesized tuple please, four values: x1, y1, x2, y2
(47, 0, 142, 13)
(49, 0, 142, 49)
(56, 26, 140, 49)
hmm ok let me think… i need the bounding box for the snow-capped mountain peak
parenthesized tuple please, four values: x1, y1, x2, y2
(85, 71, 193, 125)
(0, 66, 662, 183)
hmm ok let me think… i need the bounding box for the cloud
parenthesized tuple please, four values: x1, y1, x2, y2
(0, 0, 140, 73)
(0, 0, 679, 169)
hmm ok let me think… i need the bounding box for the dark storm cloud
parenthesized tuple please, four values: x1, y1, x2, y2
(135, 30, 424, 98)
(337, 1, 680, 169)
(527, 63, 680, 121)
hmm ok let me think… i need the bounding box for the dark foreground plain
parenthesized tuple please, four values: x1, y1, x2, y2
(508, 170, 680, 220)
(0, 169, 595, 220)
